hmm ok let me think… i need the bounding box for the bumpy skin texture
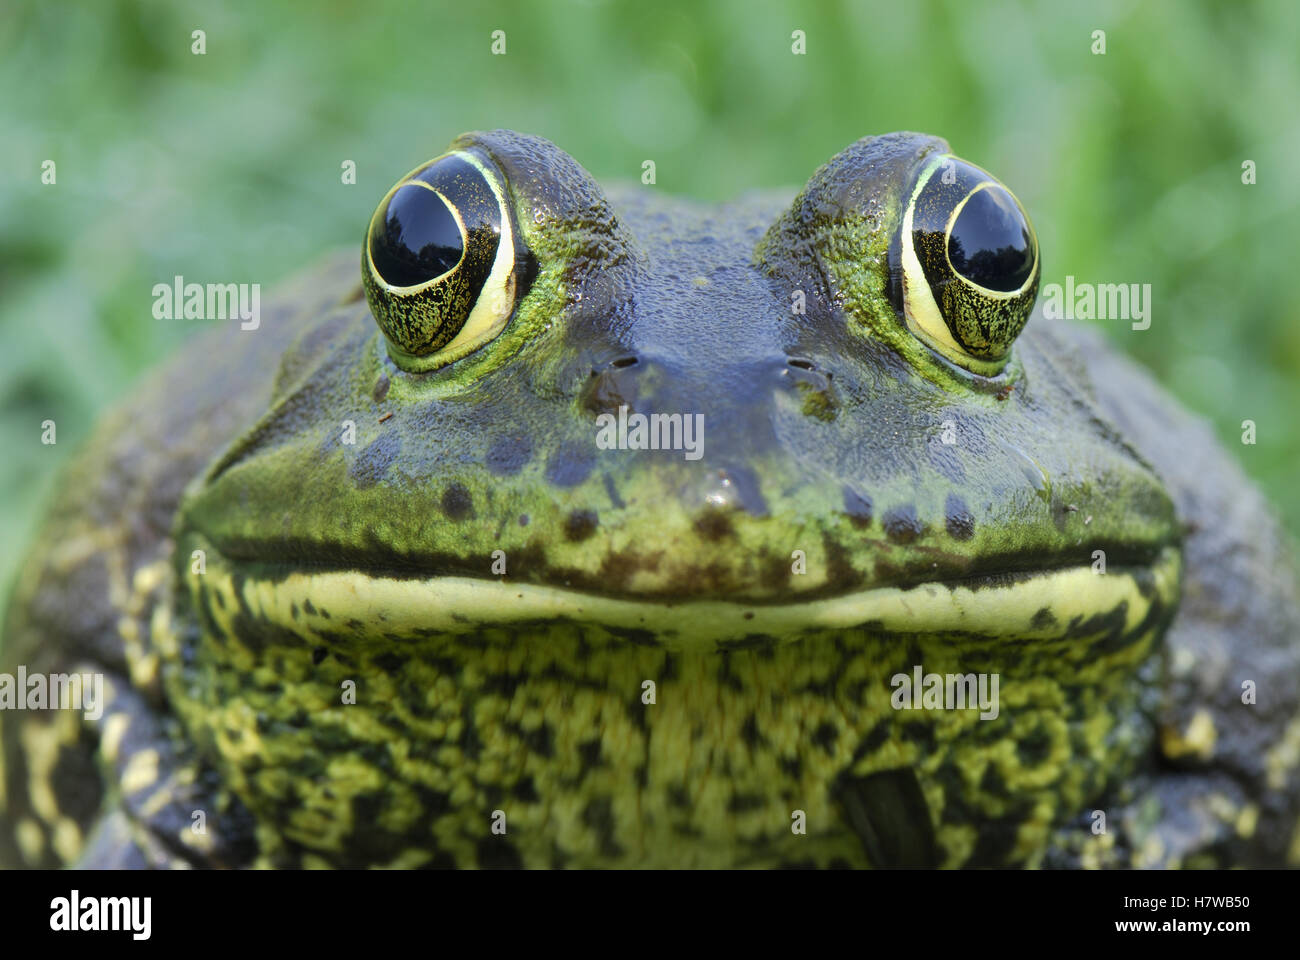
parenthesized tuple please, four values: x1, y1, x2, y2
(1, 130, 1297, 869)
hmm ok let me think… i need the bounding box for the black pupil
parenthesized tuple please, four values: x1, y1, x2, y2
(946, 186, 1034, 292)
(369, 184, 463, 287)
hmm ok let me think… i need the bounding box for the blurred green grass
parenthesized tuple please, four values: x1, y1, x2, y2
(2, 0, 1299, 615)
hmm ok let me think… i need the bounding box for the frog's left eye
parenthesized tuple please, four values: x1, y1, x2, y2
(362, 150, 521, 371)
(891, 155, 1039, 375)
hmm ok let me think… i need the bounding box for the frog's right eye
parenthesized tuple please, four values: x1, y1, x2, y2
(362, 150, 522, 372)
(890, 154, 1040, 376)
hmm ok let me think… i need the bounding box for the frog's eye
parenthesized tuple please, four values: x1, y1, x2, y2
(362, 150, 520, 371)
(891, 155, 1039, 375)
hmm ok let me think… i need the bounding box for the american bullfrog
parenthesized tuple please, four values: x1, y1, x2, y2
(2, 130, 1298, 869)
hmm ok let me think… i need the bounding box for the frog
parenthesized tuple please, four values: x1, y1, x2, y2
(2, 129, 1298, 870)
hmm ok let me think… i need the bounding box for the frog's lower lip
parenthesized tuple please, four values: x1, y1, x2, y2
(186, 536, 1181, 646)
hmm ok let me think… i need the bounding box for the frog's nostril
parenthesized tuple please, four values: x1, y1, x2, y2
(581, 355, 643, 415)
(787, 357, 816, 371)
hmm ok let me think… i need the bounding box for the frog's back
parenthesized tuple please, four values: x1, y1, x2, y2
(0, 251, 359, 868)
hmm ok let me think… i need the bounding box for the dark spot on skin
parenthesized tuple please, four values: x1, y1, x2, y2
(852, 719, 892, 762)
(372, 373, 390, 403)
(843, 487, 873, 530)
(311, 646, 327, 665)
(583, 797, 624, 859)
(290, 602, 300, 620)
(979, 763, 1009, 797)
(1016, 726, 1053, 768)
(743, 611, 754, 620)
(716, 655, 745, 693)
(812, 722, 839, 753)
(521, 722, 554, 758)
(459, 719, 483, 760)
(741, 715, 765, 749)
(727, 794, 766, 813)
(545, 442, 595, 488)
(659, 653, 678, 682)
(483, 672, 525, 698)
(667, 785, 691, 808)
(1030, 607, 1057, 630)
(349, 431, 401, 489)
(762, 553, 791, 591)
(372, 652, 405, 674)
(716, 633, 777, 653)
(609, 626, 659, 648)
(694, 509, 734, 541)
(51, 741, 101, 823)
(822, 535, 860, 591)
(966, 812, 1027, 867)
(578, 739, 604, 773)
(944, 493, 975, 540)
(518, 514, 529, 526)
(882, 505, 924, 544)
(564, 509, 599, 542)
(302, 599, 317, 616)
(900, 721, 937, 755)
(441, 483, 474, 521)
(932, 762, 978, 826)
(512, 776, 540, 803)
(486, 435, 532, 476)
(596, 547, 659, 587)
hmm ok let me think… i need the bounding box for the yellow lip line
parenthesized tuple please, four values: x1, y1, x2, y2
(199, 544, 1181, 648)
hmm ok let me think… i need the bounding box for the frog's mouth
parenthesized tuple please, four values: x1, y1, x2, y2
(181, 533, 1181, 649)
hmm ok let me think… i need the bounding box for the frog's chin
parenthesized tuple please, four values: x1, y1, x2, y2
(183, 536, 1181, 648)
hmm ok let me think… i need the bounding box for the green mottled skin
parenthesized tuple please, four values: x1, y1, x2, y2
(2, 131, 1298, 869)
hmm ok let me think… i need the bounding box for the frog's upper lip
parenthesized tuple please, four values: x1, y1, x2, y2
(193, 528, 1173, 602)
(186, 531, 1181, 645)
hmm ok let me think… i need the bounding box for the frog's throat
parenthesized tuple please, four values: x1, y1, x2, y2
(180, 537, 1181, 649)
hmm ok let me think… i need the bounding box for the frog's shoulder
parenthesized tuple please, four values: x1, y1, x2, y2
(0, 250, 357, 867)
(1043, 317, 1300, 866)
(2, 249, 360, 669)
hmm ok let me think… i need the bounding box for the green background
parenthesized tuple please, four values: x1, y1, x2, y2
(2, 0, 1298, 617)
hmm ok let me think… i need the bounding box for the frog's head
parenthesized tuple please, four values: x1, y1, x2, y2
(168, 130, 1184, 867)
(179, 129, 1178, 642)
